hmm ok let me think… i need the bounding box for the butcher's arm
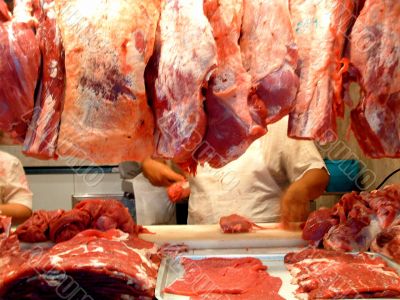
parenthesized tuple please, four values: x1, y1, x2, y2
(280, 168, 329, 229)
(0, 203, 32, 224)
(142, 157, 185, 187)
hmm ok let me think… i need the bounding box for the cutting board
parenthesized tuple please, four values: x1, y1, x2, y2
(139, 224, 306, 249)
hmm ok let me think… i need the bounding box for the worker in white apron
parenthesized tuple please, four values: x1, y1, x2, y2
(142, 117, 329, 226)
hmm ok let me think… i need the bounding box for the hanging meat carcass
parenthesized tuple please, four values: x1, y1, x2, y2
(0, 0, 40, 142)
(23, 0, 65, 159)
(240, 0, 299, 127)
(54, 0, 159, 164)
(289, 0, 355, 143)
(148, 0, 217, 173)
(194, 0, 266, 168)
(349, 0, 400, 158)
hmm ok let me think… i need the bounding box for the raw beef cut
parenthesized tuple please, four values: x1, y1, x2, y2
(165, 257, 283, 300)
(289, 0, 355, 143)
(240, 0, 299, 127)
(349, 0, 400, 158)
(301, 208, 338, 247)
(0, 0, 40, 142)
(150, 0, 217, 172)
(0, 0, 10, 21)
(0, 229, 160, 299)
(23, 0, 65, 159)
(49, 209, 91, 243)
(285, 248, 400, 299)
(167, 180, 190, 203)
(0, 216, 11, 237)
(371, 220, 400, 264)
(219, 214, 274, 233)
(195, 0, 266, 168)
(55, 0, 159, 164)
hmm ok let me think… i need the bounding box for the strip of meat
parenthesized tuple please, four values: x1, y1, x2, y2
(0, 0, 40, 142)
(151, 0, 217, 173)
(55, 0, 159, 164)
(289, 0, 354, 143)
(23, 0, 65, 159)
(240, 0, 299, 127)
(349, 0, 400, 158)
(194, 0, 266, 168)
(219, 214, 276, 233)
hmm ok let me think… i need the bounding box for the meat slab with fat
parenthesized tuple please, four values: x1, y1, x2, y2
(55, 0, 159, 164)
(165, 257, 283, 299)
(349, 0, 400, 158)
(240, 0, 299, 127)
(0, 0, 40, 142)
(23, 0, 65, 159)
(285, 248, 400, 299)
(195, 0, 266, 168)
(371, 220, 400, 264)
(0, 229, 160, 299)
(151, 0, 217, 173)
(289, 0, 355, 143)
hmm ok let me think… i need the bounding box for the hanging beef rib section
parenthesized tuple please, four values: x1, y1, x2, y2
(240, 0, 299, 127)
(55, 0, 159, 164)
(151, 0, 217, 172)
(349, 0, 400, 158)
(289, 0, 355, 143)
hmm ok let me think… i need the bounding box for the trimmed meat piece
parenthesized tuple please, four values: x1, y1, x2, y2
(49, 209, 90, 243)
(23, 0, 65, 159)
(55, 0, 159, 164)
(240, 0, 299, 127)
(195, 0, 266, 168)
(289, 0, 355, 143)
(0, 0, 40, 142)
(371, 221, 400, 264)
(219, 214, 273, 233)
(167, 180, 190, 203)
(349, 0, 400, 158)
(151, 0, 217, 172)
(301, 208, 338, 246)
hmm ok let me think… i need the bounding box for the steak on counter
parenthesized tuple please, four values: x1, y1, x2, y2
(219, 214, 272, 233)
(55, 0, 159, 164)
(0, 229, 160, 300)
(285, 248, 400, 299)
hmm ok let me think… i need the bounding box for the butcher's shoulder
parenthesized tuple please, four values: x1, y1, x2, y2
(0, 151, 22, 171)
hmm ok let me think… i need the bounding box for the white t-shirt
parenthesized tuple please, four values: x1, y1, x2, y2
(188, 117, 326, 224)
(0, 151, 33, 210)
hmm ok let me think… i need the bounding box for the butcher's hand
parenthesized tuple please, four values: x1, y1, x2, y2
(142, 157, 185, 187)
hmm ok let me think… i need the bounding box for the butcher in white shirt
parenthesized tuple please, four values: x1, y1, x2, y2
(0, 150, 32, 223)
(142, 117, 329, 228)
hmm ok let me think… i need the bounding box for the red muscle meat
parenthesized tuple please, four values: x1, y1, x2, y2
(219, 214, 271, 233)
(371, 220, 400, 264)
(240, 0, 299, 127)
(167, 180, 191, 203)
(285, 248, 400, 299)
(0, 0, 10, 21)
(349, 0, 400, 158)
(15, 209, 64, 243)
(23, 0, 65, 159)
(49, 209, 91, 243)
(165, 257, 283, 300)
(55, 0, 159, 164)
(289, 0, 355, 143)
(301, 208, 338, 246)
(195, 0, 266, 168)
(0, 0, 40, 142)
(0, 229, 160, 299)
(0, 216, 11, 236)
(151, 0, 217, 172)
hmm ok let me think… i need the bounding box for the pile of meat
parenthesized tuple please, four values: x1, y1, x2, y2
(164, 257, 283, 299)
(0, 229, 160, 299)
(1, 0, 398, 172)
(284, 248, 400, 299)
(302, 184, 400, 263)
(15, 199, 143, 243)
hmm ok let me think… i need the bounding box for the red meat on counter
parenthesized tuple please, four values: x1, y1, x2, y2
(219, 214, 272, 233)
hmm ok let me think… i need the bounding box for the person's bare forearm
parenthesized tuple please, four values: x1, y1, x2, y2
(289, 168, 330, 200)
(0, 203, 32, 224)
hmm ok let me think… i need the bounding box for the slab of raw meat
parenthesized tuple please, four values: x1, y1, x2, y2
(0, 229, 160, 299)
(219, 214, 275, 233)
(194, 0, 266, 168)
(165, 257, 283, 299)
(0, 0, 10, 21)
(240, 0, 299, 127)
(49, 209, 91, 243)
(289, 0, 355, 143)
(0, 216, 11, 236)
(301, 208, 338, 246)
(23, 0, 65, 159)
(0, 0, 40, 142)
(167, 180, 190, 203)
(285, 248, 400, 299)
(55, 0, 159, 164)
(151, 0, 217, 172)
(371, 220, 400, 264)
(350, 0, 400, 158)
